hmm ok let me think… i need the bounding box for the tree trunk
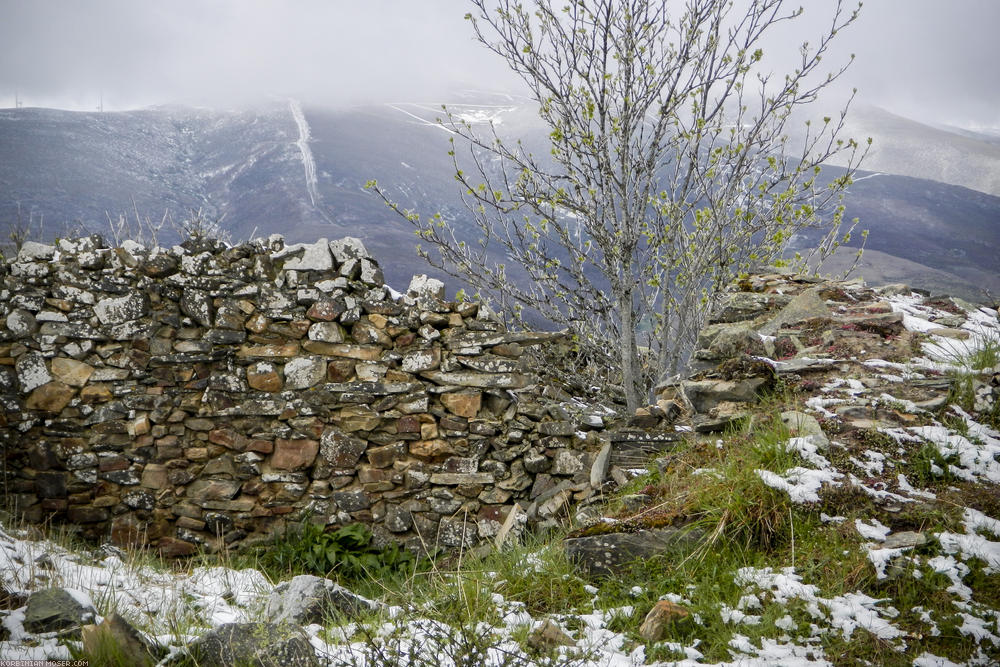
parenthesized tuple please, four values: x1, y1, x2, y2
(619, 287, 641, 413)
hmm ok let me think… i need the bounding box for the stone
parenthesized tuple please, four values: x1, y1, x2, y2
(527, 619, 575, 651)
(406, 274, 446, 301)
(283, 357, 327, 390)
(306, 343, 382, 361)
(275, 239, 334, 271)
(265, 575, 377, 625)
(367, 442, 406, 468)
(351, 320, 392, 347)
(440, 391, 482, 418)
(329, 237, 371, 263)
(638, 600, 690, 641)
(780, 411, 830, 449)
(26, 381, 75, 413)
(565, 527, 702, 576)
(6, 308, 38, 337)
(247, 362, 283, 392)
(94, 292, 150, 325)
(307, 298, 346, 321)
(179, 288, 214, 327)
(420, 370, 532, 389)
(158, 537, 197, 557)
(321, 428, 368, 468)
(682, 378, 771, 413)
(410, 439, 456, 458)
(186, 479, 241, 501)
(538, 421, 576, 437)
(551, 450, 586, 476)
(337, 404, 381, 432)
(711, 291, 792, 324)
(81, 614, 162, 667)
(430, 473, 495, 485)
(50, 357, 94, 387)
(184, 622, 319, 667)
(759, 288, 830, 335)
(16, 351, 52, 393)
(333, 491, 371, 512)
(385, 505, 413, 532)
(237, 342, 300, 358)
(928, 327, 971, 340)
(401, 348, 441, 373)
(23, 587, 97, 633)
(272, 439, 319, 470)
(308, 321, 344, 343)
(879, 531, 927, 550)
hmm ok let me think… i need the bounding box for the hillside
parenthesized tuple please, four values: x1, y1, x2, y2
(2, 246, 999, 664)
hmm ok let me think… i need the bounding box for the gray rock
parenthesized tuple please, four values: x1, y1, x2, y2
(23, 587, 97, 633)
(6, 308, 38, 337)
(180, 288, 214, 327)
(274, 238, 333, 271)
(15, 352, 52, 393)
(565, 527, 702, 576)
(265, 575, 377, 624)
(682, 378, 770, 413)
(780, 411, 830, 449)
(16, 241, 56, 262)
(710, 292, 792, 324)
(329, 237, 371, 263)
(406, 274, 446, 301)
(182, 623, 318, 667)
(94, 291, 148, 326)
(284, 357, 327, 390)
(759, 288, 831, 336)
(307, 321, 344, 343)
(880, 531, 927, 550)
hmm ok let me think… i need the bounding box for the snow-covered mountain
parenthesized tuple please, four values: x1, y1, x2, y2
(1, 99, 998, 299)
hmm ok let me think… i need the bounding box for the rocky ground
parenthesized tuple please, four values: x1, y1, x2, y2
(1, 270, 1000, 665)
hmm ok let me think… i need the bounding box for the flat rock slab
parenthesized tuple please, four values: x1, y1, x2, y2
(565, 527, 702, 576)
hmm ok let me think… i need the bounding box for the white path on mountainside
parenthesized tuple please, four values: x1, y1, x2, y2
(289, 98, 320, 207)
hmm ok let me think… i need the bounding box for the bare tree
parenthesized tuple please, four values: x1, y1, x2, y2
(371, 0, 868, 411)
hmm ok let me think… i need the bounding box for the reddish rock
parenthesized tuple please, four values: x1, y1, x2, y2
(441, 391, 482, 418)
(327, 358, 356, 382)
(247, 362, 283, 392)
(271, 439, 319, 470)
(158, 537, 197, 557)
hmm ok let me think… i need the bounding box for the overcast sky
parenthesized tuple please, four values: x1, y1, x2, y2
(1, 0, 998, 128)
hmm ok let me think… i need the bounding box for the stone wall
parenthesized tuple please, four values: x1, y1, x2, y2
(0, 235, 631, 556)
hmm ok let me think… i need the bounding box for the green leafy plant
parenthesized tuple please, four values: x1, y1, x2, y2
(255, 522, 416, 584)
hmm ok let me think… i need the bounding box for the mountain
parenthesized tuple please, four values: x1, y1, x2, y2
(1, 99, 998, 300)
(823, 105, 1000, 198)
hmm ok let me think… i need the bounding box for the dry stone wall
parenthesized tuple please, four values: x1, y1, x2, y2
(0, 235, 619, 556)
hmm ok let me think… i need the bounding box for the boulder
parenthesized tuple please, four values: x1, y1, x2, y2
(265, 575, 377, 625)
(23, 587, 97, 633)
(564, 527, 701, 576)
(181, 622, 318, 667)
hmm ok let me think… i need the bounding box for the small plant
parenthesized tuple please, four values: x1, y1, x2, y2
(253, 521, 416, 585)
